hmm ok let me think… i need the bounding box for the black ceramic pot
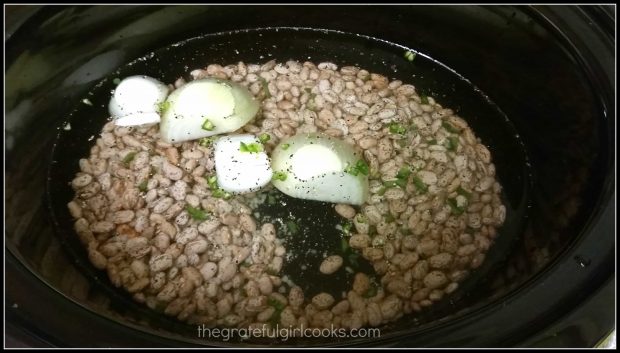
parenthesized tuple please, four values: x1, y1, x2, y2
(5, 5, 615, 348)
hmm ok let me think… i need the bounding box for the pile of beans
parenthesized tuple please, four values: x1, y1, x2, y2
(68, 60, 505, 331)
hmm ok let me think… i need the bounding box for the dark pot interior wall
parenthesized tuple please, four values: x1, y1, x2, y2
(5, 5, 615, 347)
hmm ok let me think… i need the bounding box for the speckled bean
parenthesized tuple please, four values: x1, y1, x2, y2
(319, 255, 343, 275)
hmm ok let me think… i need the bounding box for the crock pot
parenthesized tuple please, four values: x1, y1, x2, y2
(5, 5, 615, 347)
